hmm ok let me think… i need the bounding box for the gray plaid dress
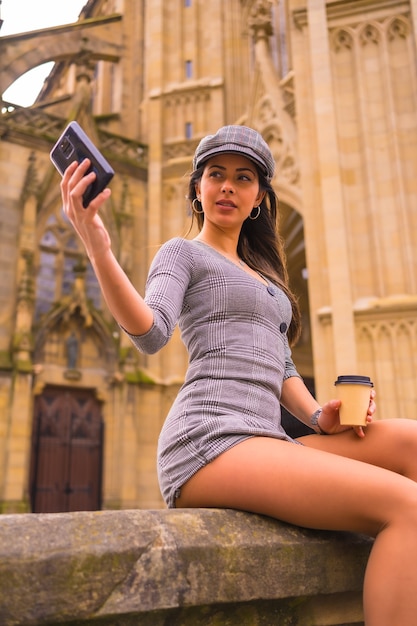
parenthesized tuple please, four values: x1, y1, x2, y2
(126, 237, 301, 507)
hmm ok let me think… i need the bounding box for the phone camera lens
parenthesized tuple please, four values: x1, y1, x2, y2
(60, 137, 74, 159)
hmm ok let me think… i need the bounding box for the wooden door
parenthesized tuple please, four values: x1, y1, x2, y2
(30, 386, 103, 513)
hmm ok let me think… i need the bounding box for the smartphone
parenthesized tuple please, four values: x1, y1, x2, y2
(50, 121, 114, 208)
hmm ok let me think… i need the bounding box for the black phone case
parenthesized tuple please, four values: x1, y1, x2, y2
(50, 121, 114, 208)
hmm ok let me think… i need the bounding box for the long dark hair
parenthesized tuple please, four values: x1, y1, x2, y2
(187, 165, 301, 345)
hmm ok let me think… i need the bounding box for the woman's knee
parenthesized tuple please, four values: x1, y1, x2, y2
(383, 474, 417, 527)
(372, 418, 417, 480)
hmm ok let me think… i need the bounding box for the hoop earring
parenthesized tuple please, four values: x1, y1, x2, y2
(249, 205, 261, 220)
(192, 198, 204, 214)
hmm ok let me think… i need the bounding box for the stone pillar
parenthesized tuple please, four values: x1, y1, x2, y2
(2, 372, 32, 512)
(410, 0, 417, 46)
(143, 0, 165, 381)
(307, 0, 357, 376)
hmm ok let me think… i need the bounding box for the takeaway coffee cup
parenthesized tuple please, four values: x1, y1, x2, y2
(334, 375, 374, 426)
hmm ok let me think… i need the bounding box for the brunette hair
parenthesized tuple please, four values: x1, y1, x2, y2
(187, 165, 301, 345)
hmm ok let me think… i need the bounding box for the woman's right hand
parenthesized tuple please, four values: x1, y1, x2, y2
(61, 159, 112, 261)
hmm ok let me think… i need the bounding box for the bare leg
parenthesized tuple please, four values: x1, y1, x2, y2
(300, 418, 417, 482)
(299, 418, 417, 625)
(177, 425, 417, 626)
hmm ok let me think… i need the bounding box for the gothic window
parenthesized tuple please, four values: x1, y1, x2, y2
(185, 122, 193, 139)
(185, 60, 193, 79)
(35, 210, 101, 321)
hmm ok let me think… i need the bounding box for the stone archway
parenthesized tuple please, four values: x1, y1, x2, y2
(0, 14, 122, 94)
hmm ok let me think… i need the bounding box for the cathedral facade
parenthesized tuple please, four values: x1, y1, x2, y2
(0, 0, 416, 513)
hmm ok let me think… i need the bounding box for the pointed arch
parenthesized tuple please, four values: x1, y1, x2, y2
(358, 22, 381, 46)
(34, 295, 117, 373)
(330, 27, 354, 52)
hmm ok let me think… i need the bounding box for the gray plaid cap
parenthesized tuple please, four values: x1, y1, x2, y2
(193, 125, 275, 181)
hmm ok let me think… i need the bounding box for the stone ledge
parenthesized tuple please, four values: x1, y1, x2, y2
(0, 509, 373, 626)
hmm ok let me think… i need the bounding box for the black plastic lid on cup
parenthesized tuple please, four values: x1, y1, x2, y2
(334, 375, 373, 386)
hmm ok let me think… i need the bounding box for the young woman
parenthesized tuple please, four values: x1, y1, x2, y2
(62, 125, 417, 626)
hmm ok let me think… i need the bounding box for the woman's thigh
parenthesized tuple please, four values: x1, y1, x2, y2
(176, 434, 417, 537)
(299, 418, 417, 481)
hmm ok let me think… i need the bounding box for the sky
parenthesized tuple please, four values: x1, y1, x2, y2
(1, 0, 87, 106)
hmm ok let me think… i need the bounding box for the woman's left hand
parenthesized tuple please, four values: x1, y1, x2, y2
(319, 389, 376, 438)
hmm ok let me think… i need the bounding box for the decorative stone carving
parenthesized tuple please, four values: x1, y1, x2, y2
(248, 0, 274, 41)
(254, 96, 300, 186)
(359, 23, 380, 46)
(330, 14, 411, 53)
(63, 260, 93, 328)
(164, 139, 200, 162)
(66, 331, 79, 370)
(331, 28, 354, 52)
(387, 16, 409, 40)
(0, 106, 147, 169)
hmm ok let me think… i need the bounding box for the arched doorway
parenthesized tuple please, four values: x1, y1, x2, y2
(29, 386, 103, 513)
(279, 201, 315, 438)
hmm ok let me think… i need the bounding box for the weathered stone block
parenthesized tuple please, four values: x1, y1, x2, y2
(0, 508, 372, 625)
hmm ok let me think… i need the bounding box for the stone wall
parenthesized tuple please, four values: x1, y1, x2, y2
(0, 508, 372, 626)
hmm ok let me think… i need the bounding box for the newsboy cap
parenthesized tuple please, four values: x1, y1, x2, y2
(193, 125, 275, 181)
